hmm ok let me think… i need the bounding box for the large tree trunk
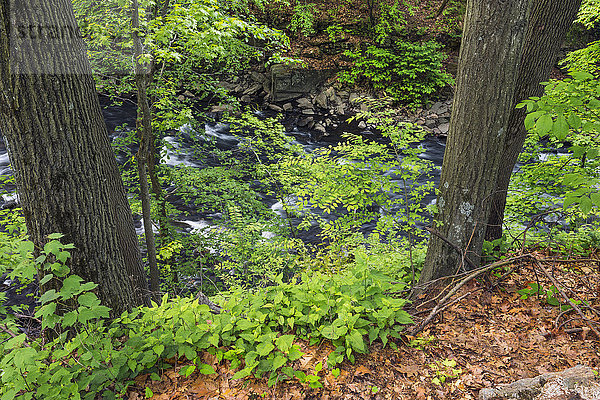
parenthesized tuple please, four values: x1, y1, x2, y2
(0, 0, 149, 313)
(484, 0, 582, 242)
(419, 0, 530, 284)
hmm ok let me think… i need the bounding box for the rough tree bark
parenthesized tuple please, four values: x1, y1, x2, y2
(0, 0, 149, 313)
(484, 0, 582, 241)
(419, 0, 531, 284)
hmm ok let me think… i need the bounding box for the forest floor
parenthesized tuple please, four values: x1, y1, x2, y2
(127, 252, 600, 400)
(128, 2, 600, 399)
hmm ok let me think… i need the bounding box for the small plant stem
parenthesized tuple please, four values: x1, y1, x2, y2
(403, 180, 415, 288)
(533, 259, 600, 339)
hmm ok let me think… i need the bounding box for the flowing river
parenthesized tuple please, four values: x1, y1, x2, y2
(0, 98, 447, 242)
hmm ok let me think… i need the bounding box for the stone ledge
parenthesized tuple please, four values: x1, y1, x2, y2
(479, 365, 600, 400)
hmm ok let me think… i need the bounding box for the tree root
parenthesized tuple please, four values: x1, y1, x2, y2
(408, 254, 600, 340)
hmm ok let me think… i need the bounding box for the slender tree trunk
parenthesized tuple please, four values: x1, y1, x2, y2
(484, 0, 582, 242)
(419, 0, 530, 284)
(0, 0, 149, 313)
(132, 0, 160, 301)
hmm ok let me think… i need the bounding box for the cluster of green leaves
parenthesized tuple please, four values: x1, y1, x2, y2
(0, 235, 413, 399)
(1, 235, 116, 400)
(517, 71, 600, 217)
(560, 41, 600, 78)
(289, 3, 317, 36)
(339, 42, 453, 107)
(0, 209, 32, 330)
(373, 0, 407, 44)
(215, 252, 413, 382)
(428, 359, 462, 386)
(576, 0, 600, 29)
(325, 24, 348, 43)
(517, 282, 561, 306)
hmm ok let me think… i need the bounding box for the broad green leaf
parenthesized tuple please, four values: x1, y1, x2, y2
(591, 192, 600, 207)
(256, 341, 275, 357)
(346, 329, 367, 353)
(78, 292, 101, 308)
(536, 114, 553, 135)
(153, 344, 164, 356)
(272, 354, 287, 370)
(39, 274, 53, 286)
(567, 113, 582, 129)
(179, 365, 195, 377)
(580, 196, 593, 214)
(43, 240, 61, 255)
(552, 114, 569, 140)
(198, 363, 216, 375)
(39, 289, 60, 304)
(275, 334, 295, 353)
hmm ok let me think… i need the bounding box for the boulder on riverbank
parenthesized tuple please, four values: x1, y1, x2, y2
(213, 63, 453, 138)
(479, 365, 600, 400)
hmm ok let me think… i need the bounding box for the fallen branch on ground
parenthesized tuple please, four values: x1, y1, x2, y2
(408, 254, 532, 336)
(532, 259, 600, 339)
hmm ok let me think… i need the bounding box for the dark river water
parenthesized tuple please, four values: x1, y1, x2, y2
(0, 97, 446, 242)
(0, 98, 446, 314)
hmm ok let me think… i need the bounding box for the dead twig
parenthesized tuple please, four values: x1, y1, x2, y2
(0, 324, 30, 347)
(414, 254, 527, 311)
(532, 259, 600, 340)
(425, 227, 477, 270)
(409, 255, 530, 336)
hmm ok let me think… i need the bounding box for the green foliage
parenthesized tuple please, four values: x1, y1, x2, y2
(576, 0, 600, 29)
(289, 3, 317, 37)
(0, 235, 413, 398)
(560, 40, 600, 78)
(325, 24, 348, 43)
(517, 282, 560, 306)
(428, 359, 462, 386)
(339, 42, 453, 107)
(373, 0, 407, 44)
(517, 72, 600, 217)
(0, 209, 33, 337)
(220, 257, 413, 372)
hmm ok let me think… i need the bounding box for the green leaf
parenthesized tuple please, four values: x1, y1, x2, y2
(524, 110, 544, 131)
(39, 274, 54, 286)
(153, 344, 164, 356)
(536, 114, 553, 135)
(580, 196, 593, 214)
(314, 361, 323, 372)
(395, 310, 413, 325)
(591, 192, 600, 207)
(567, 113, 582, 129)
(62, 311, 77, 327)
(198, 363, 216, 375)
(275, 334, 295, 353)
(39, 289, 60, 304)
(78, 292, 101, 308)
(272, 354, 287, 370)
(145, 387, 153, 398)
(179, 365, 196, 377)
(256, 341, 275, 357)
(553, 114, 569, 140)
(346, 329, 367, 353)
(43, 240, 62, 255)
